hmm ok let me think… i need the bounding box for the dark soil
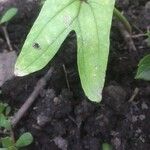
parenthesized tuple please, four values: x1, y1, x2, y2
(0, 0, 150, 150)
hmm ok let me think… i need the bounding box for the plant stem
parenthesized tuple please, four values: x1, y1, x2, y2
(2, 25, 13, 51)
(114, 7, 132, 34)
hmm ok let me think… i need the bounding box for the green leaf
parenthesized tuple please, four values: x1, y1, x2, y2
(136, 54, 150, 81)
(1, 137, 14, 148)
(15, 132, 33, 148)
(0, 8, 18, 24)
(102, 143, 112, 150)
(75, 1, 115, 102)
(15, 0, 115, 102)
(0, 114, 11, 129)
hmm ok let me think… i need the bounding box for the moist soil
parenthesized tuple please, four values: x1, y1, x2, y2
(0, 0, 150, 150)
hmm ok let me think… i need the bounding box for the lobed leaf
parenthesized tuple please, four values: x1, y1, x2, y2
(15, 0, 115, 102)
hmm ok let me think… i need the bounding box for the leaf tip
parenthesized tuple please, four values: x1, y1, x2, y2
(86, 91, 102, 103)
(14, 67, 27, 77)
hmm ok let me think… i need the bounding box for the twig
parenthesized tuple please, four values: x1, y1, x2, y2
(128, 87, 139, 102)
(2, 25, 13, 51)
(11, 67, 54, 127)
(132, 34, 147, 38)
(132, 27, 150, 39)
(62, 64, 70, 91)
(118, 22, 137, 51)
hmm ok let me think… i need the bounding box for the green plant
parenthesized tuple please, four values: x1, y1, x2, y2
(136, 54, 150, 81)
(0, 7, 18, 51)
(14, 0, 131, 102)
(136, 30, 150, 81)
(0, 102, 33, 150)
(0, 8, 18, 25)
(14, 0, 115, 103)
(0, 102, 11, 129)
(0, 132, 33, 150)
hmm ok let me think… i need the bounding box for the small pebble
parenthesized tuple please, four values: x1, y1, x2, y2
(132, 115, 138, 122)
(139, 114, 145, 121)
(112, 137, 121, 149)
(53, 97, 61, 105)
(37, 114, 50, 126)
(139, 136, 145, 143)
(53, 136, 68, 150)
(141, 102, 148, 110)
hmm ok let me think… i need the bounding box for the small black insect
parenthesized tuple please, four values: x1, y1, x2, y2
(33, 42, 41, 50)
